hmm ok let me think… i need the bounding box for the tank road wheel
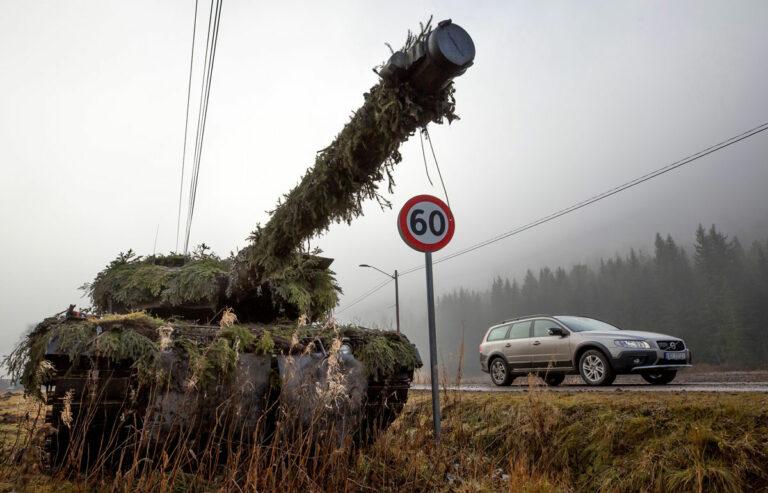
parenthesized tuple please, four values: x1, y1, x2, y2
(543, 373, 565, 386)
(489, 358, 512, 386)
(641, 370, 677, 385)
(578, 350, 615, 386)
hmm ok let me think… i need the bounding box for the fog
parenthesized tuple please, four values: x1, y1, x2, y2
(2, 1, 768, 366)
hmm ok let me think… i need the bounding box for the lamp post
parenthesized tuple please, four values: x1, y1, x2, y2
(359, 264, 400, 334)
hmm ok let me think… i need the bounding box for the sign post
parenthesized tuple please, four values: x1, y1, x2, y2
(397, 194, 455, 443)
(424, 251, 440, 442)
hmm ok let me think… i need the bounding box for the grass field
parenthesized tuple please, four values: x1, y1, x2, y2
(1, 387, 767, 492)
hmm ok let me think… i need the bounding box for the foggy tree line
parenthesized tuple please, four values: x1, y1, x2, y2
(435, 225, 768, 373)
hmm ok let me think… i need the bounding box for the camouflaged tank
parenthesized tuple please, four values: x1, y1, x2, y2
(5, 18, 474, 469)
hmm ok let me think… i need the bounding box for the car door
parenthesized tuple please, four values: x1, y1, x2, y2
(530, 319, 572, 370)
(502, 320, 534, 370)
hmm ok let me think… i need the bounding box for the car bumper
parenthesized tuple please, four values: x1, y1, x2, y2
(611, 349, 691, 373)
(479, 353, 489, 373)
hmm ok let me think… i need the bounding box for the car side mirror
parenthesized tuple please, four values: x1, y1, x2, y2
(548, 327, 567, 337)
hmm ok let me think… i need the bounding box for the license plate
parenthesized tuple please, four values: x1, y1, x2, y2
(665, 352, 686, 361)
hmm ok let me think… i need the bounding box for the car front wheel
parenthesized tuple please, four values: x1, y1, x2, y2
(578, 350, 616, 386)
(641, 370, 677, 385)
(489, 358, 512, 386)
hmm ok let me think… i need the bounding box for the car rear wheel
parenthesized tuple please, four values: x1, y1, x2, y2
(579, 350, 616, 386)
(543, 373, 565, 386)
(489, 358, 512, 386)
(641, 370, 677, 385)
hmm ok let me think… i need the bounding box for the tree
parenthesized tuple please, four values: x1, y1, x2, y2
(433, 224, 767, 376)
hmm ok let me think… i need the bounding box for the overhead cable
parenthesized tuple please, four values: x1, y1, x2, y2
(183, 0, 223, 254)
(175, 0, 200, 252)
(335, 279, 393, 315)
(398, 121, 768, 276)
(336, 121, 768, 313)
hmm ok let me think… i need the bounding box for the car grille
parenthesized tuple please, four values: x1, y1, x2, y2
(657, 340, 685, 351)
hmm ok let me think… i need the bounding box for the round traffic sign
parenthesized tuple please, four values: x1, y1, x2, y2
(397, 195, 455, 252)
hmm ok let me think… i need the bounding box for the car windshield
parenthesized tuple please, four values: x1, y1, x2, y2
(555, 316, 622, 332)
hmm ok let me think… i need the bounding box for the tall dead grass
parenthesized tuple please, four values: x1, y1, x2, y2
(2, 372, 768, 492)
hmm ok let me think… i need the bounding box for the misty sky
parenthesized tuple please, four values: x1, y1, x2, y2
(2, 1, 768, 361)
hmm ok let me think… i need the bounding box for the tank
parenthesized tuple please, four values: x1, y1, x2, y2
(5, 18, 474, 471)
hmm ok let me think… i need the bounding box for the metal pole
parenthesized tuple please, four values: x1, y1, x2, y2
(394, 269, 400, 335)
(424, 252, 441, 443)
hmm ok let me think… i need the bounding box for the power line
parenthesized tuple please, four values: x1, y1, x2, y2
(335, 279, 393, 315)
(175, 0, 200, 253)
(185, 0, 219, 253)
(398, 120, 768, 276)
(183, 0, 215, 254)
(335, 120, 768, 313)
(152, 223, 160, 256)
(183, 0, 223, 254)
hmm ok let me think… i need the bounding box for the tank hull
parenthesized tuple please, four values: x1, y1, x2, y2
(41, 321, 416, 469)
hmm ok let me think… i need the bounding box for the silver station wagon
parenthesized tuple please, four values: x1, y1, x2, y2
(479, 315, 692, 386)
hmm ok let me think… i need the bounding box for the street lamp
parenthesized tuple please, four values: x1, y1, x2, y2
(359, 264, 400, 334)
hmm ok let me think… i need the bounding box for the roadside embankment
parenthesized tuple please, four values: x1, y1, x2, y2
(1, 390, 767, 492)
(378, 390, 768, 492)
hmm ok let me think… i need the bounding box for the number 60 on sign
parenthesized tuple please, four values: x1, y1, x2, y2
(397, 195, 455, 252)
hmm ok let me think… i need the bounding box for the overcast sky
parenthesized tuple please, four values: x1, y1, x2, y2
(2, 1, 768, 360)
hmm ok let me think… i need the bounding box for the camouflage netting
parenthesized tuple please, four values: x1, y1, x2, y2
(5, 312, 421, 400)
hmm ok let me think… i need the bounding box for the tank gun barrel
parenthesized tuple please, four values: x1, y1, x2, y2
(228, 19, 474, 296)
(379, 19, 475, 93)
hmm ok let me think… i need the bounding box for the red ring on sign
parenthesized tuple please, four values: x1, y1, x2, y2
(397, 194, 455, 252)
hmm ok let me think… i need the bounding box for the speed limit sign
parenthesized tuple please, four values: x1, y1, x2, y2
(397, 194, 455, 252)
(397, 194, 454, 443)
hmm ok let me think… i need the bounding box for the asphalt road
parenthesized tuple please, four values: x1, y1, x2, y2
(413, 371, 768, 392)
(413, 382, 768, 393)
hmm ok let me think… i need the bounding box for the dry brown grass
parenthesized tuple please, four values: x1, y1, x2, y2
(1, 388, 767, 492)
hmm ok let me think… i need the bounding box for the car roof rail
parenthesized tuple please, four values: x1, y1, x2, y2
(501, 314, 552, 323)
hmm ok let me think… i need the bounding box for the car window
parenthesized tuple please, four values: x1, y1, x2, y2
(507, 321, 532, 339)
(486, 325, 509, 341)
(554, 316, 621, 332)
(533, 319, 562, 337)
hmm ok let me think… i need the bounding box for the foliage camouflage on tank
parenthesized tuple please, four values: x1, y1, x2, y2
(86, 247, 340, 322)
(7, 311, 420, 400)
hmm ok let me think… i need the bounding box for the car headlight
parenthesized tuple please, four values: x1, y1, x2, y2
(613, 339, 651, 349)
(339, 343, 352, 355)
